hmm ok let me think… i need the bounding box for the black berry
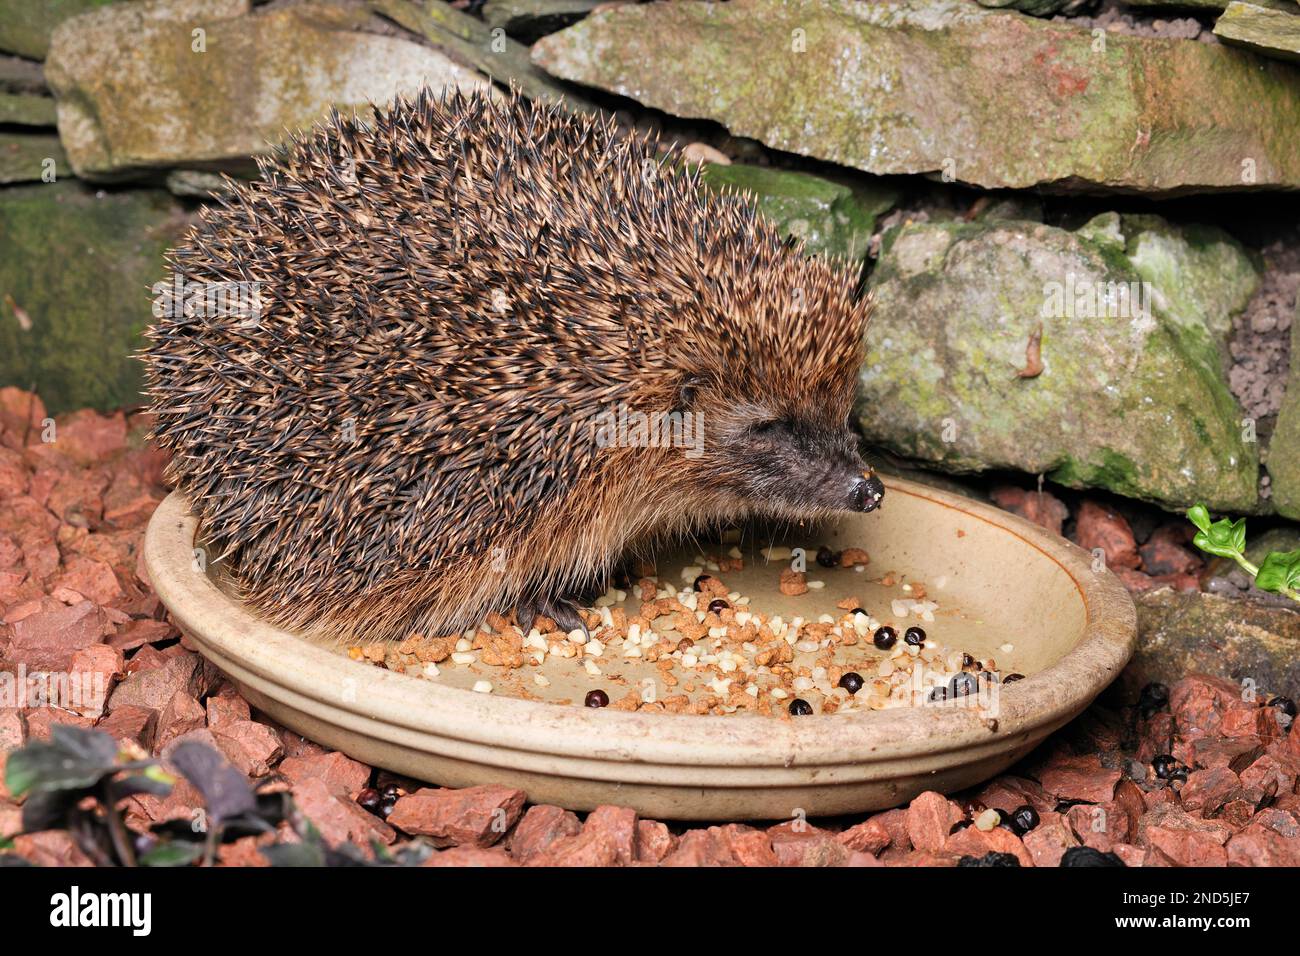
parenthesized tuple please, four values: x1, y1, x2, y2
(1003, 673, 1026, 683)
(692, 574, 712, 591)
(357, 787, 383, 815)
(1010, 805, 1040, 834)
(928, 686, 949, 703)
(1059, 847, 1125, 867)
(585, 689, 609, 708)
(949, 672, 979, 698)
(707, 598, 729, 614)
(789, 698, 814, 716)
(904, 626, 926, 646)
(873, 625, 897, 650)
(1138, 682, 1170, 718)
(851, 607, 867, 617)
(838, 672, 864, 695)
(1268, 696, 1297, 718)
(1151, 753, 1188, 783)
(958, 852, 1021, 867)
(816, 546, 841, 568)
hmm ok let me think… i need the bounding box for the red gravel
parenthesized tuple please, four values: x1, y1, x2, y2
(2, 387, 1298, 866)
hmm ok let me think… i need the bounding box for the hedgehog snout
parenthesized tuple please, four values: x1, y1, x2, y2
(847, 471, 885, 513)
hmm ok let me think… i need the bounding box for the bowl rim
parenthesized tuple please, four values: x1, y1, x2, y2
(144, 476, 1137, 769)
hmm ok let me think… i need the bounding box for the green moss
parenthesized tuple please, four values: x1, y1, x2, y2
(0, 181, 188, 413)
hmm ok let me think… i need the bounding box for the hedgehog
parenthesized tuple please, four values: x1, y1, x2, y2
(143, 88, 882, 644)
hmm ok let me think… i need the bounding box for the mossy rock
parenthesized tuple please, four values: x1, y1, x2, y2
(857, 214, 1260, 511)
(0, 181, 190, 413)
(1126, 589, 1300, 701)
(700, 163, 897, 261)
(44, 0, 492, 179)
(0, 133, 66, 184)
(533, 0, 1300, 193)
(1269, 301, 1300, 518)
(1215, 1, 1300, 62)
(0, 0, 123, 60)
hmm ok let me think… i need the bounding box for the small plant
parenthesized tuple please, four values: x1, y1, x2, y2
(1187, 504, 1300, 602)
(2, 725, 431, 867)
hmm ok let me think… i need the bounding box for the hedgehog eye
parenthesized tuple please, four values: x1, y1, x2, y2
(677, 376, 702, 411)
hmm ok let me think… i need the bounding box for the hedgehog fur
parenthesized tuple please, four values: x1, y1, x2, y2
(144, 88, 881, 643)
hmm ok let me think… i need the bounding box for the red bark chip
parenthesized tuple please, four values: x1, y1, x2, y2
(153, 690, 207, 754)
(768, 822, 847, 867)
(204, 692, 252, 731)
(1021, 811, 1079, 867)
(213, 720, 284, 777)
(507, 804, 582, 863)
(1145, 827, 1228, 867)
(291, 776, 395, 852)
(1138, 525, 1201, 576)
(95, 704, 157, 751)
(1169, 674, 1247, 736)
(277, 751, 370, 796)
(424, 846, 517, 866)
(5, 599, 107, 672)
(635, 820, 677, 863)
(67, 642, 124, 717)
(660, 828, 737, 867)
(1177, 767, 1241, 812)
(1073, 500, 1140, 569)
(714, 824, 778, 866)
(837, 816, 891, 855)
(50, 409, 128, 467)
(989, 485, 1069, 536)
(23, 707, 96, 740)
(945, 824, 1033, 867)
(0, 388, 45, 449)
(1065, 801, 1133, 852)
(108, 651, 203, 712)
(905, 790, 964, 852)
(583, 804, 638, 864)
(525, 826, 620, 866)
(386, 785, 526, 847)
(1037, 753, 1121, 804)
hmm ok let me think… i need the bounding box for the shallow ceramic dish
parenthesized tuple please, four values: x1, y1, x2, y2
(144, 476, 1136, 820)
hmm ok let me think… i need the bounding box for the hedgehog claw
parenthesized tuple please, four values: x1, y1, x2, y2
(515, 594, 589, 639)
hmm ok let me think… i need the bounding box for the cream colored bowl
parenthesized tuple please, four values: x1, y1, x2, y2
(143, 477, 1136, 820)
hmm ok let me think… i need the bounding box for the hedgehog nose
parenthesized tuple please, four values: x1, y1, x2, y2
(848, 473, 885, 513)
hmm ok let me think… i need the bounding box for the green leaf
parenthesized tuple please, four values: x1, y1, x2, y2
(1187, 504, 1212, 534)
(1190, 514, 1247, 560)
(139, 841, 204, 868)
(261, 842, 326, 867)
(1255, 549, 1300, 595)
(4, 726, 119, 799)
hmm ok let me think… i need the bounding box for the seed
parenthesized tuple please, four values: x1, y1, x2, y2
(789, 698, 814, 716)
(1009, 805, 1040, 834)
(974, 808, 1002, 831)
(904, 626, 926, 646)
(816, 546, 841, 568)
(873, 625, 897, 650)
(356, 788, 382, 814)
(707, 598, 729, 613)
(1268, 696, 1297, 718)
(1003, 672, 1026, 683)
(838, 672, 865, 695)
(585, 689, 609, 708)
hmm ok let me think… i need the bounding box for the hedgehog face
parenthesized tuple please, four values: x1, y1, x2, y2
(685, 391, 884, 519)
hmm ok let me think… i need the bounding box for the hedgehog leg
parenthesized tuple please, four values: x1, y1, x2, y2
(516, 592, 589, 639)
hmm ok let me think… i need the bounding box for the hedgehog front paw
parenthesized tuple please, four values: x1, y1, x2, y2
(516, 593, 589, 639)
